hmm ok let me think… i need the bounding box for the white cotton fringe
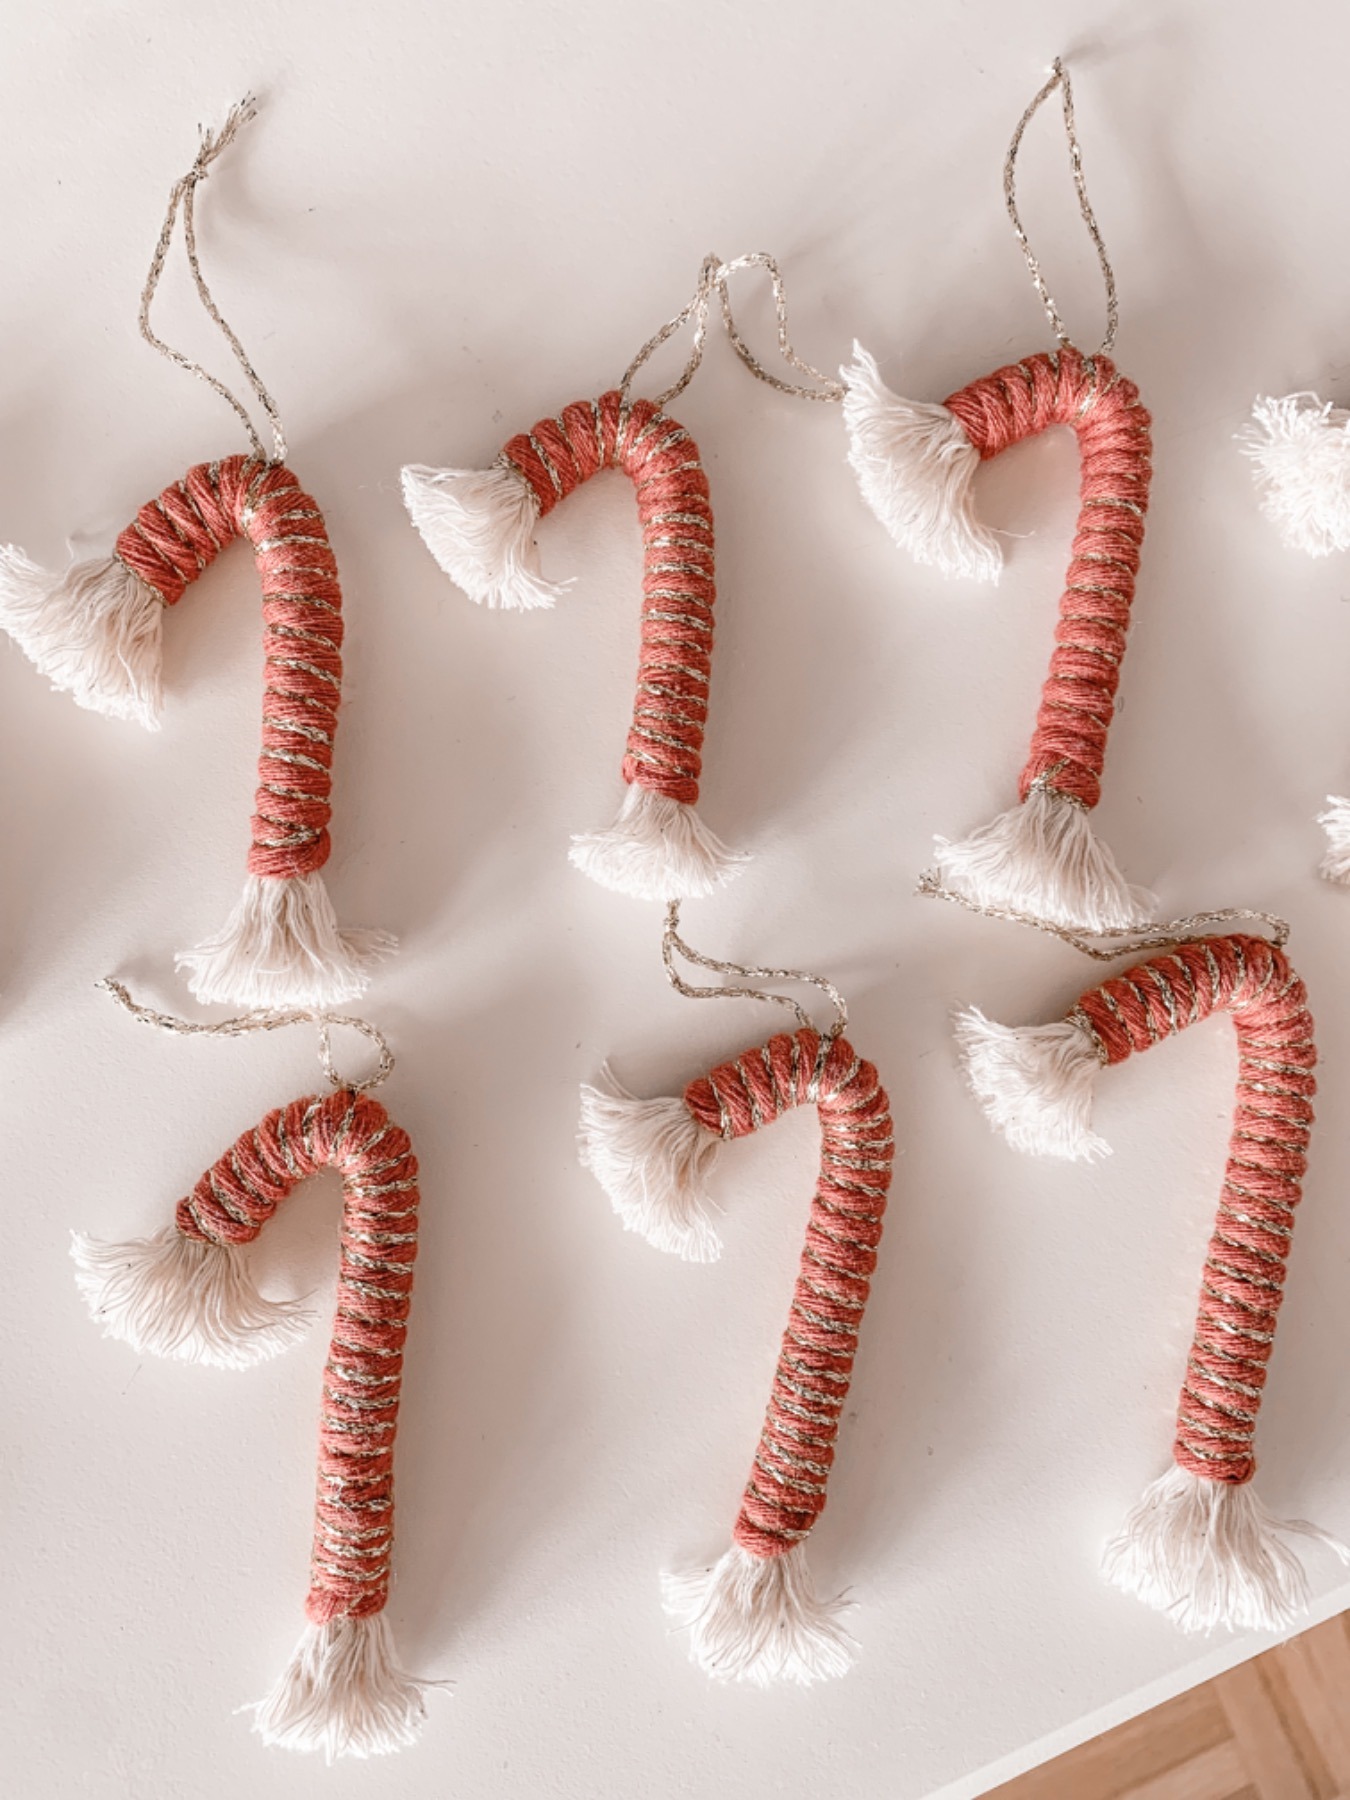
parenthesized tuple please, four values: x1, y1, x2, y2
(400, 461, 566, 610)
(841, 343, 1002, 583)
(1102, 1465, 1349, 1634)
(1239, 393, 1350, 558)
(0, 546, 163, 728)
(955, 1009, 1109, 1162)
(1317, 795, 1350, 885)
(71, 1227, 312, 1369)
(569, 784, 746, 900)
(177, 872, 397, 1010)
(932, 785, 1151, 933)
(661, 1544, 855, 1687)
(578, 1073, 723, 1262)
(251, 1615, 431, 1761)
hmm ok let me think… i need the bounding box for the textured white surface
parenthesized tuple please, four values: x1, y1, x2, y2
(3, 2, 1350, 1795)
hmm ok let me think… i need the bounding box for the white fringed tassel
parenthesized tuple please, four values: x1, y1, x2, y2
(661, 1544, 854, 1687)
(176, 872, 397, 1010)
(1239, 393, 1350, 558)
(569, 784, 745, 900)
(71, 1227, 312, 1369)
(932, 784, 1151, 933)
(400, 461, 566, 610)
(841, 343, 1001, 583)
(955, 1008, 1108, 1162)
(578, 1073, 723, 1262)
(1317, 795, 1350, 885)
(0, 546, 163, 728)
(251, 1615, 431, 1760)
(1102, 1465, 1349, 1634)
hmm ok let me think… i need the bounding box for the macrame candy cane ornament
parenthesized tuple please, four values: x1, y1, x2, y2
(579, 916, 893, 1684)
(72, 997, 432, 1758)
(0, 102, 392, 1007)
(956, 931, 1347, 1632)
(841, 62, 1153, 932)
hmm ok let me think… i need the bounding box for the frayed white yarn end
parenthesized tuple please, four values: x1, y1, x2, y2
(841, 343, 1002, 584)
(932, 784, 1152, 933)
(955, 1009, 1109, 1162)
(578, 1072, 723, 1262)
(400, 462, 566, 610)
(661, 1544, 855, 1687)
(1239, 393, 1350, 558)
(0, 546, 163, 728)
(250, 1615, 432, 1761)
(1102, 1465, 1349, 1635)
(1317, 795, 1350, 885)
(176, 872, 397, 1010)
(569, 785, 746, 900)
(71, 1226, 312, 1369)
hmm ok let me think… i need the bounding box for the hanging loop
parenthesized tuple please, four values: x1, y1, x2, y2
(661, 901, 849, 1040)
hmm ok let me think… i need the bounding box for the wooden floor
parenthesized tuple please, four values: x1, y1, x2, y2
(989, 1613, 1350, 1799)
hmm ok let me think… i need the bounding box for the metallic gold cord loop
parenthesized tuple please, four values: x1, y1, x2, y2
(662, 901, 849, 1040)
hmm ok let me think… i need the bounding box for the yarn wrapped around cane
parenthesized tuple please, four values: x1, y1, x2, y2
(72, 1087, 431, 1759)
(401, 391, 742, 899)
(579, 1027, 893, 1684)
(956, 933, 1347, 1631)
(0, 456, 393, 1006)
(843, 343, 1153, 930)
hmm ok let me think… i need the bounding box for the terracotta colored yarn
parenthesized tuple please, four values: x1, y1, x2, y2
(1070, 935, 1314, 1486)
(682, 1029, 894, 1557)
(114, 457, 343, 880)
(178, 1088, 419, 1623)
(944, 348, 1152, 810)
(502, 392, 714, 805)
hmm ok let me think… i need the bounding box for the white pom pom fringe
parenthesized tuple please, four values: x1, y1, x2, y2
(1102, 1465, 1350, 1634)
(661, 1544, 854, 1687)
(955, 1009, 1109, 1162)
(0, 546, 163, 728)
(932, 784, 1151, 933)
(578, 1072, 723, 1262)
(569, 785, 746, 900)
(250, 1615, 432, 1760)
(71, 1227, 312, 1369)
(1239, 393, 1350, 558)
(177, 872, 397, 1010)
(1317, 795, 1350, 885)
(400, 462, 566, 610)
(841, 343, 1001, 583)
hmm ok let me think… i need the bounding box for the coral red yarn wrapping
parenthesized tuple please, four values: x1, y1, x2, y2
(1071, 935, 1315, 1486)
(944, 349, 1152, 810)
(114, 457, 344, 880)
(683, 1030, 894, 1558)
(177, 1089, 420, 1623)
(502, 392, 714, 805)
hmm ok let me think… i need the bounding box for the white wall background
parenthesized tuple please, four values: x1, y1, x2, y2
(3, 1, 1350, 1795)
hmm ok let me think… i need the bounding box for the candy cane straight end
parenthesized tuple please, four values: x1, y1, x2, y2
(70, 1226, 312, 1368)
(955, 1007, 1110, 1162)
(569, 786, 746, 901)
(1316, 796, 1350, 885)
(250, 1614, 431, 1761)
(578, 1073, 724, 1262)
(400, 461, 566, 610)
(661, 1544, 854, 1687)
(1240, 394, 1350, 559)
(1102, 1464, 1348, 1634)
(176, 872, 397, 1010)
(840, 345, 1003, 584)
(0, 545, 164, 728)
(932, 785, 1151, 933)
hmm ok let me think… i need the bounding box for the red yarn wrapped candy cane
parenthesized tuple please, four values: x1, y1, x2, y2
(72, 1087, 431, 1758)
(0, 456, 393, 1007)
(579, 1027, 894, 1684)
(843, 343, 1153, 931)
(401, 391, 742, 899)
(956, 934, 1347, 1631)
